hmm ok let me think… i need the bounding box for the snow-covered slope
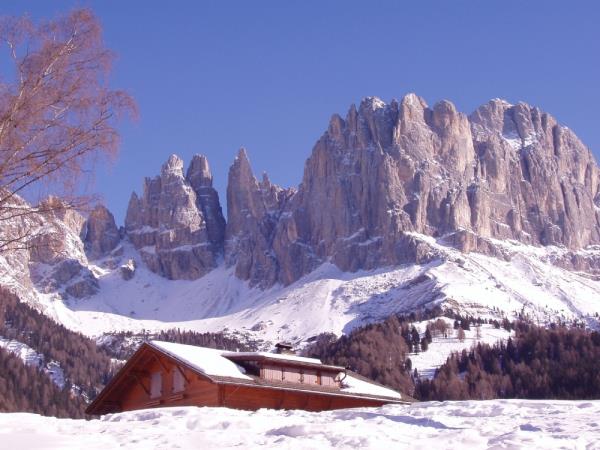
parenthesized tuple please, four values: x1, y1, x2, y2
(19, 233, 600, 347)
(1, 400, 599, 449)
(409, 318, 513, 379)
(0, 337, 66, 389)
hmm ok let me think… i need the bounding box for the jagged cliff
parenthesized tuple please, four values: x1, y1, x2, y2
(119, 93, 600, 287)
(263, 94, 600, 283)
(0, 93, 599, 343)
(124, 154, 225, 280)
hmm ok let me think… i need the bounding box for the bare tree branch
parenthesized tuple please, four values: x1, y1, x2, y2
(0, 9, 135, 251)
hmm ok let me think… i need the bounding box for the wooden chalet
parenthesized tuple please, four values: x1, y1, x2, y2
(86, 341, 408, 415)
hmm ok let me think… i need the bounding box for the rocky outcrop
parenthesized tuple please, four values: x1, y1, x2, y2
(29, 197, 88, 265)
(37, 196, 87, 239)
(186, 155, 226, 248)
(119, 93, 600, 288)
(124, 154, 226, 280)
(224, 149, 294, 287)
(120, 259, 136, 281)
(228, 94, 600, 286)
(30, 258, 99, 299)
(84, 205, 120, 259)
(469, 99, 600, 247)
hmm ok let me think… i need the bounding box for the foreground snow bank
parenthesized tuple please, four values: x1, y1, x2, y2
(1, 400, 599, 449)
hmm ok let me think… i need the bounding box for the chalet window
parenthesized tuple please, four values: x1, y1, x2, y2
(172, 369, 185, 393)
(150, 371, 162, 398)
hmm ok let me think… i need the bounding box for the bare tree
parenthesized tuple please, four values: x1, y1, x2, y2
(0, 9, 135, 250)
(457, 327, 466, 342)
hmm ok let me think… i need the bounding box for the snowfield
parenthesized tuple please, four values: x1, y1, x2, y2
(410, 318, 513, 379)
(1, 400, 599, 449)
(0, 337, 66, 388)
(20, 235, 600, 349)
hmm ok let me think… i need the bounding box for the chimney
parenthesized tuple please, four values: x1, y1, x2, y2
(274, 342, 295, 355)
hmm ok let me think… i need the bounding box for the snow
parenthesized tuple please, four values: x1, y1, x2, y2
(9, 234, 599, 351)
(364, 96, 386, 110)
(0, 337, 66, 389)
(491, 98, 513, 107)
(126, 225, 157, 235)
(0, 337, 44, 367)
(149, 342, 403, 399)
(501, 126, 538, 150)
(148, 342, 402, 399)
(341, 374, 402, 399)
(408, 318, 513, 379)
(148, 341, 251, 380)
(404, 92, 421, 106)
(0, 221, 596, 356)
(1, 400, 599, 449)
(224, 351, 323, 365)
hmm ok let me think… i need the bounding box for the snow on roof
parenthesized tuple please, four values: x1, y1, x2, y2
(150, 342, 401, 399)
(223, 351, 324, 365)
(341, 374, 402, 400)
(148, 341, 251, 380)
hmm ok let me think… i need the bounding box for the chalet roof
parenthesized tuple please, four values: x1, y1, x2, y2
(148, 341, 251, 381)
(148, 341, 403, 401)
(223, 351, 346, 372)
(275, 342, 293, 349)
(207, 371, 403, 401)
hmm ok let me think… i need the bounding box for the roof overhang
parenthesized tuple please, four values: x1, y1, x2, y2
(224, 353, 346, 372)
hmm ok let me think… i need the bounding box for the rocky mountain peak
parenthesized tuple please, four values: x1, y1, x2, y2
(186, 154, 213, 189)
(225, 149, 293, 287)
(111, 93, 600, 288)
(232, 148, 253, 177)
(84, 204, 120, 259)
(226, 149, 260, 230)
(399, 92, 428, 119)
(186, 154, 225, 250)
(240, 93, 600, 286)
(161, 154, 185, 178)
(124, 153, 225, 280)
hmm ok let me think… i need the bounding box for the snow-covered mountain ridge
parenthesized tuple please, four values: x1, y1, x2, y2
(1, 92, 600, 348)
(8, 231, 599, 347)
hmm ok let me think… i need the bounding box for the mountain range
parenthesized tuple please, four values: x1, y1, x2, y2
(2, 92, 600, 345)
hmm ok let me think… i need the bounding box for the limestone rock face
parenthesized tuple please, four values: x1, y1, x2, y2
(29, 197, 88, 265)
(225, 94, 600, 286)
(469, 99, 600, 247)
(84, 205, 120, 259)
(225, 149, 294, 287)
(38, 196, 87, 239)
(186, 155, 226, 249)
(266, 94, 480, 284)
(30, 257, 99, 299)
(124, 154, 226, 280)
(119, 94, 600, 288)
(120, 259, 136, 281)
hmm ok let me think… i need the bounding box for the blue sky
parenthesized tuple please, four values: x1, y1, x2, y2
(3, 1, 599, 224)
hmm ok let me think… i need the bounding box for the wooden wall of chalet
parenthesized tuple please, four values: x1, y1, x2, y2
(260, 364, 339, 388)
(118, 351, 220, 412)
(220, 385, 388, 411)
